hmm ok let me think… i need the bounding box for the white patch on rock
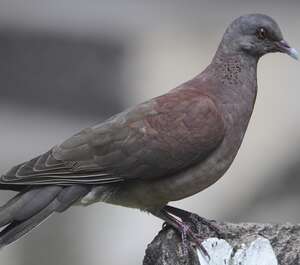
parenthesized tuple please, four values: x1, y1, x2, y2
(197, 238, 232, 265)
(233, 237, 278, 265)
(197, 237, 278, 265)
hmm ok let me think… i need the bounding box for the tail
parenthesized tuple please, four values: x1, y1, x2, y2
(0, 185, 90, 248)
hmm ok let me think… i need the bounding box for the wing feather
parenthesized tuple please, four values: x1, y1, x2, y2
(1, 88, 225, 186)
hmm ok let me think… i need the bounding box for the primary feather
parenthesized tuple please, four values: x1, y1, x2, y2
(1, 89, 224, 186)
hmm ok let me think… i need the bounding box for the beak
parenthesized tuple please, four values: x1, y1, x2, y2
(275, 40, 299, 60)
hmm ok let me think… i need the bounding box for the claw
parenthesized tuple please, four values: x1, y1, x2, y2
(196, 241, 210, 258)
(178, 222, 210, 258)
(160, 206, 224, 258)
(186, 228, 210, 258)
(179, 224, 189, 256)
(186, 213, 222, 238)
(154, 206, 217, 259)
(162, 221, 169, 229)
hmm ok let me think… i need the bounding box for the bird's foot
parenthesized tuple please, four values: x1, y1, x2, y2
(154, 206, 219, 258)
(162, 221, 172, 229)
(164, 205, 224, 238)
(186, 213, 223, 238)
(161, 218, 207, 256)
(177, 221, 209, 257)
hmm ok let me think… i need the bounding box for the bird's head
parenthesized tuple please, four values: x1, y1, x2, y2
(221, 14, 298, 60)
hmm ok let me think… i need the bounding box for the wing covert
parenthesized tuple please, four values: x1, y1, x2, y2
(1, 89, 225, 185)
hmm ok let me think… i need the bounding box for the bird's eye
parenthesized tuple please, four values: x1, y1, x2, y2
(256, 27, 267, 40)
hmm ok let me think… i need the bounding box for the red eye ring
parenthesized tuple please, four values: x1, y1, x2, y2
(256, 27, 267, 40)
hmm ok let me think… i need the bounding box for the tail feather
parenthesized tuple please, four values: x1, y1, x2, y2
(56, 185, 90, 212)
(14, 186, 63, 221)
(0, 185, 90, 248)
(0, 192, 23, 227)
(0, 199, 59, 248)
(0, 187, 62, 227)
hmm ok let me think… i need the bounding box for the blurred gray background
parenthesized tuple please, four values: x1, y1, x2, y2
(0, 0, 300, 264)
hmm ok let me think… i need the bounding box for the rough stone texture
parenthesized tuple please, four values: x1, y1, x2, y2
(143, 221, 300, 265)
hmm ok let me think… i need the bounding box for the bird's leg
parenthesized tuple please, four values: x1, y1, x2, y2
(152, 208, 209, 257)
(164, 205, 222, 238)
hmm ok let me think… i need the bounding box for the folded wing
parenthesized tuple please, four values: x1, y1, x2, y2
(1, 89, 225, 186)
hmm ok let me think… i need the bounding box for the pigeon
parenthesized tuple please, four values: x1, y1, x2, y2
(0, 14, 298, 251)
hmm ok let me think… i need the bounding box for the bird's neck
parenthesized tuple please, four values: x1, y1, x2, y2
(192, 48, 259, 108)
(194, 49, 259, 131)
(205, 50, 259, 92)
(211, 48, 259, 75)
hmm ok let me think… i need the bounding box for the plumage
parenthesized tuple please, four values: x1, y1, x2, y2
(0, 199, 59, 248)
(0, 13, 297, 250)
(3, 90, 225, 185)
(0, 185, 90, 248)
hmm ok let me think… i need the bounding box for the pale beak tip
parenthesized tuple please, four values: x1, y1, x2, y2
(289, 47, 299, 61)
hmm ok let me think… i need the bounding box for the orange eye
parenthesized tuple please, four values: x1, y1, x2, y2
(256, 27, 267, 40)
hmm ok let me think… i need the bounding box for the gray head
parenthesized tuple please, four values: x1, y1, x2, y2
(219, 14, 298, 60)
